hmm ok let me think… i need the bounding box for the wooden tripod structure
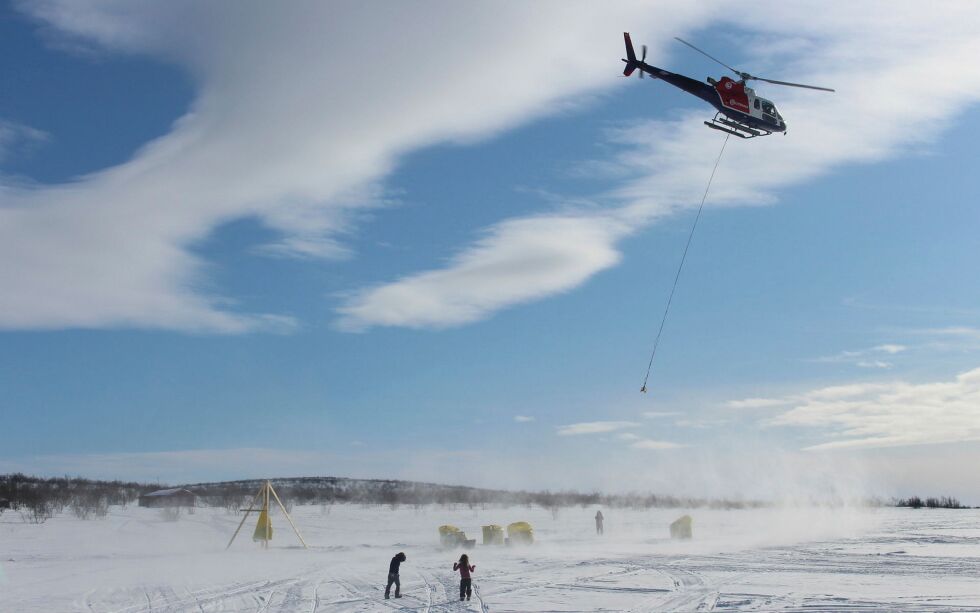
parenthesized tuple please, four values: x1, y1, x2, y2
(226, 480, 308, 550)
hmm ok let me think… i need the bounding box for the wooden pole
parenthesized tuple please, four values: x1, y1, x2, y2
(269, 481, 309, 548)
(225, 485, 263, 550)
(263, 481, 270, 549)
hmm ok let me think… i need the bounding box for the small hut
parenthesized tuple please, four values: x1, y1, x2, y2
(506, 521, 534, 545)
(438, 525, 475, 549)
(482, 524, 504, 545)
(138, 488, 196, 508)
(670, 515, 693, 540)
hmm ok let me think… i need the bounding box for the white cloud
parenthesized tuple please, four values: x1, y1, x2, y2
(898, 327, 980, 353)
(642, 410, 682, 418)
(875, 344, 907, 355)
(337, 2, 980, 330)
(814, 343, 908, 368)
(674, 418, 728, 429)
(617, 432, 640, 441)
(855, 360, 892, 369)
(1, 0, 708, 331)
(925, 327, 980, 339)
(630, 439, 686, 450)
(5, 3, 980, 333)
(513, 415, 535, 423)
(556, 420, 639, 436)
(335, 215, 627, 330)
(760, 367, 980, 450)
(916, 327, 980, 347)
(727, 397, 791, 409)
(0, 119, 48, 163)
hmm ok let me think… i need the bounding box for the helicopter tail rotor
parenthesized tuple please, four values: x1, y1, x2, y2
(622, 32, 648, 78)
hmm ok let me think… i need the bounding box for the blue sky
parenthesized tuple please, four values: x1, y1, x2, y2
(2, 1, 980, 501)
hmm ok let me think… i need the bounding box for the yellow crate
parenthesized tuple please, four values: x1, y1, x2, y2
(506, 521, 533, 545)
(482, 524, 504, 545)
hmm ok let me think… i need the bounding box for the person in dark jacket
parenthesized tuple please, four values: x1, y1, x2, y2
(453, 553, 475, 601)
(385, 552, 406, 599)
(595, 509, 604, 535)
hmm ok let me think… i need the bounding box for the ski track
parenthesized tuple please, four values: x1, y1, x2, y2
(54, 548, 980, 613)
(416, 569, 434, 613)
(310, 578, 325, 613)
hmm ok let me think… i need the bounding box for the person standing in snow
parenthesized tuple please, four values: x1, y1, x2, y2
(453, 553, 475, 601)
(385, 552, 406, 599)
(595, 509, 604, 535)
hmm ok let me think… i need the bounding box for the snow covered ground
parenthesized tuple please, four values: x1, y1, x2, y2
(2, 502, 979, 611)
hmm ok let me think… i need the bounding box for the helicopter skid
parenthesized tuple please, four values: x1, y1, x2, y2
(703, 113, 771, 139)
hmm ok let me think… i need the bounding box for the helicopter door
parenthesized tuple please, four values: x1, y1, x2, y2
(714, 77, 750, 114)
(760, 99, 779, 125)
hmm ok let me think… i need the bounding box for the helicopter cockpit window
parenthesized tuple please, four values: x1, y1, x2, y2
(761, 101, 776, 117)
(754, 99, 760, 110)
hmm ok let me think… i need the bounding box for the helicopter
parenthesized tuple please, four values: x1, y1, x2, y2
(622, 33, 834, 138)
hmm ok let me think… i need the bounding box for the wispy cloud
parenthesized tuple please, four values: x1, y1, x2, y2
(630, 439, 686, 450)
(514, 415, 535, 423)
(556, 421, 639, 436)
(877, 344, 908, 354)
(674, 418, 728, 429)
(1, 1, 704, 332)
(336, 215, 627, 330)
(917, 327, 980, 341)
(0, 119, 48, 163)
(842, 297, 980, 318)
(727, 397, 792, 409)
(753, 367, 980, 450)
(813, 344, 907, 369)
(5, 3, 980, 335)
(642, 411, 682, 419)
(855, 360, 892, 369)
(894, 327, 980, 353)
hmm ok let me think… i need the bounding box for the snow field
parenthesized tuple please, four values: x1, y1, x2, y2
(2, 503, 979, 611)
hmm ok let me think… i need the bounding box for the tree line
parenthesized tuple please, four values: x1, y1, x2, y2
(0, 473, 150, 523)
(1, 473, 767, 523)
(895, 495, 967, 509)
(181, 476, 768, 512)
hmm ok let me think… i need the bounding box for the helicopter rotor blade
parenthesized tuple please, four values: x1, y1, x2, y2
(641, 44, 647, 62)
(750, 76, 835, 92)
(673, 37, 741, 77)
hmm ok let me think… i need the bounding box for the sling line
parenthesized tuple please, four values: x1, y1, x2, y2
(641, 133, 730, 393)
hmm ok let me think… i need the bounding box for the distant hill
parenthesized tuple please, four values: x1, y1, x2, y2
(180, 476, 761, 510)
(183, 476, 518, 507)
(1, 473, 764, 522)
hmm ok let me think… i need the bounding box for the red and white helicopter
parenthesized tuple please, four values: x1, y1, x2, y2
(622, 33, 834, 138)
